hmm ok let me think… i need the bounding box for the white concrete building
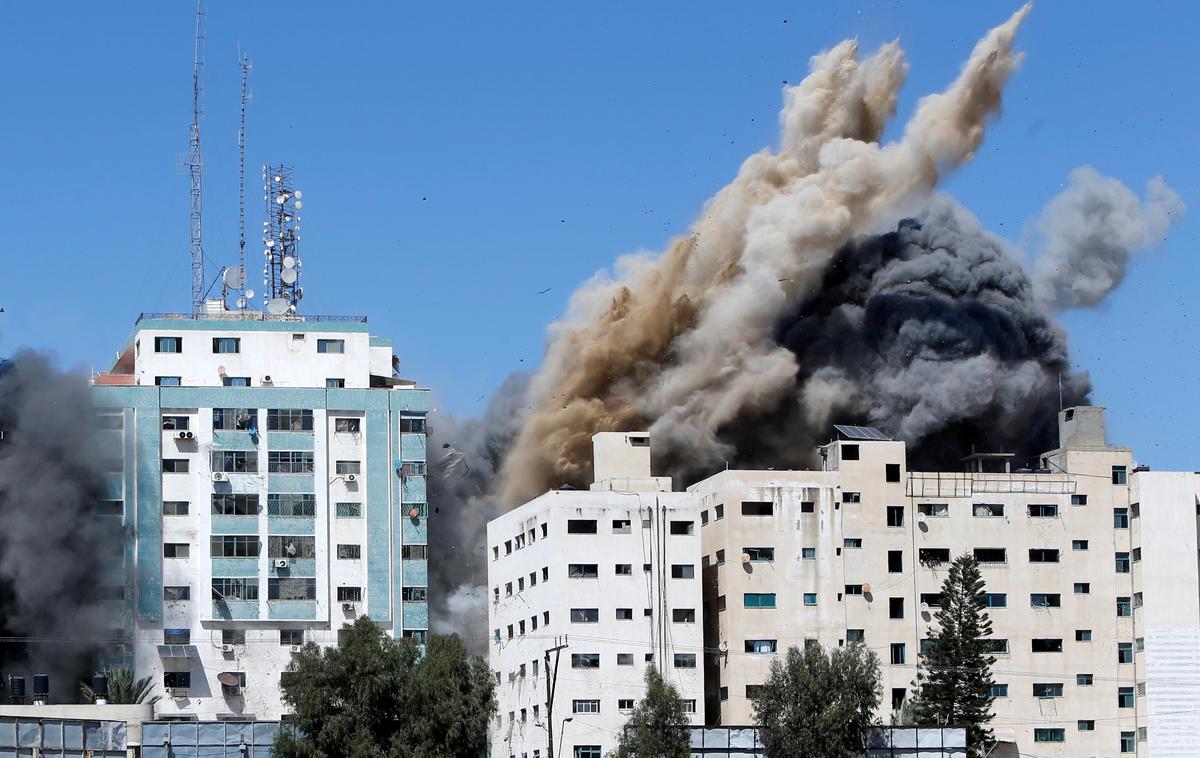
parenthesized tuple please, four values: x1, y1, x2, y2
(487, 433, 705, 758)
(91, 309, 431, 720)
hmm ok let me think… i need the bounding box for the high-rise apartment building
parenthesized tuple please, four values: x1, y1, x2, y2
(91, 311, 430, 719)
(487, 433, 705, 758)
(494, 409, 1200, 757)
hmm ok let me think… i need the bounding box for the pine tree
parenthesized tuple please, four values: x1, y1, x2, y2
(911, 552, 996, 757)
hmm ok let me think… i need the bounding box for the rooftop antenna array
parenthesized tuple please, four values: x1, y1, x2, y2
(187, 0, 206, 315)
(262, 165, 303, 316)
(226, 50, 253, 310)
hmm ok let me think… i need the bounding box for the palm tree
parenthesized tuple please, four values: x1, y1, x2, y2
(79, 666, 160, 705)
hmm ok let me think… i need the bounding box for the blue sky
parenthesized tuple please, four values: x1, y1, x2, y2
(0, 2, 1196, 468)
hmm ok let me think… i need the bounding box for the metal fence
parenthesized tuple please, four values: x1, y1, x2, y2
(689, 726, 967, 757)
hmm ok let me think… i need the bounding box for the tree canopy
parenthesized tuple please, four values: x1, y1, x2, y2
(752, 642, 881, 758)
(610, 665, 691, 758)
(274, 618, 496, 758)
(910, 552, 996, 756)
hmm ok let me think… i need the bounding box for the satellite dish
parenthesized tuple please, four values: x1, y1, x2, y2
(281, 268, 298, 284)
(916, 512, 927, 524)
(267, 298, 289, 316)
(282, 255, 296, 269)
(294, 191, 302, 199)
(294, 201, 302, 209)
(217, 365, 227, 376)
(217, 672, 241, 687)
(920, 602, 930, 613)
(274, 175, 282, 182)
(862, 583, 872, 594)
(222, 267, 246, 290)
(740, 553, 751, 564)
(276, 195, 286, 204)
(266, 239, 275, 248)
(717, 641, 729, 653)
(245, 289, 254, 299)
(236, 298, 247, 309)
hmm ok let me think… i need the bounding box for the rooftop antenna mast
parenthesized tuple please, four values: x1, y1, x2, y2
(229, 49, 252, 309)
(262, 165, 303, 316)
(187, 0, 206, 314)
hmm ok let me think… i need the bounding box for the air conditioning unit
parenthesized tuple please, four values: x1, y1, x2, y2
(177, 431, 189, 440)
(262, 375, 272, 384)
(212, 471, 226, 482)
(345, 473, 357, 483)
(222, 685, 242, 697)
(220, 644, 235, 653)
(168, 688, 189, 698)
(342, 602, 358, 612)
(185, 431, 195, 439)
(274, 559, 290, 569)
(289, 645, 302, 653)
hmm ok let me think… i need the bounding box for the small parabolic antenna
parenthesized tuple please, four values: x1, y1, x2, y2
(222, 266, 246, 290)
(282, 255, 295, 269)
(236, 298, 247, 309)
(267, 298, 290, 316)
(245, 289, 255, 300)
(217, 672, 241, 687)
(281, 268, 298, 285)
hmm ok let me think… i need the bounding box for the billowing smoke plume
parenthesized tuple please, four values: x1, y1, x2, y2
(0, 352, 123, 701)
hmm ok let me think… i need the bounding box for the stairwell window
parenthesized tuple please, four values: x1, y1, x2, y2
(1112, 466, 1128, 485)
(317, 339, 345, 354)
(1115, 552, 1131, 573)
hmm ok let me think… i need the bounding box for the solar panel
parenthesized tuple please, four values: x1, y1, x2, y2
(833, 424, 890, 441)
(156, 644, 199, 658)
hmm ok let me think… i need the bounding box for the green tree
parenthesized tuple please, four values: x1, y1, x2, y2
(274, 618, 496, 758)
(79, 666, 159, 705)
(610, 665, 690, 758)
(752, 642, 881, 758)
(910, 552, 996, 756)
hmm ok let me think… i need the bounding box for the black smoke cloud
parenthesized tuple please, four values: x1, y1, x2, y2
(0, 352, 124, 701)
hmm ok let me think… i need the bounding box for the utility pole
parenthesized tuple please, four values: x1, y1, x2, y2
(544, 636, 569, 758)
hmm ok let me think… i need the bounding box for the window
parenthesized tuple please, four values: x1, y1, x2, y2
(1028, 503, 1058, 517)
(1076, 629, 1093, 642)
(800, 501, 814, 513)
(155, 375, 182, 386)
(844, 538, 863, 549)
(1118, 687, 1135, 708)
(745, 593, 777, 608)
(570, 608, 599, 623)
(268, 451, 314, 473)
(1034, 729, 1065, 743)
(803, 593, 817, 606)
(571, 654, 600, 669)
(567, 519, 597, 534)
(745, 639, 777, 654)
(267, 536, 316, 558)
(741, 501, 773, 516)
(888, 551, 902, 572)
(615, 608, 633, 620)
(155, 336, 182, 353)
(163, 543, 189, 558)
(212, 578, 258, 601)
(399, 417, 426, 433)
(846, 629, 865, 643)
(1074, 583, 1090, 594)
(337, 586, 363, 602)
(213, 493, 260, 516)
(715, 550, 725, 565)
(989, 684, 1008, 698)
(1072, 494, 1087, 505)
(842, 491, 861, 503)
(280, 629, 304, 646)
(889, 597, 904, 619)
(618, 699, 634, 711)
(643, 608, 652, 617)
(268, 577, 317, 600)
(210, 536, 260, 557)
(1029, 548, 1060, 563)
(572, 699, 600, 714)
(161, 414, 190, 430)
(1118, 643, 1133, 663)
(673, 653, 696, 668)
(162, 500, 189, 516)
(920, 548, 951, 565)
(1114, 508, 1129, 528)
(842, 444, 859, 460)
(921, 593, 944, 609)
(715, 504, 725, 519)
(1112, 465, 1128, 485)
(1077, 674, 1094, 686)
(334, 418, 361, 432)
(671, 564, 695, 578)
(616, 653, 634, 666)
(611, 518, 631, 534)
(1121, 731, 1136, 752)
(1132, 547, 1142, 562)
(222, 629, 245, 645)
(845, 584, 864, 595)
(973, 502, 1004, 517)
(568, 564, 598, 578)
(669, 520, 694, 535)
(164, 628, 190, 644)
(745, 685, 764, 700)
(402, 587, 427, 601)
(1115, 552, 1131, 573)
(1033, 683, 1064, 698)
(1078, 720, 1095, 731)
(317, 339, 345, 354)
(213, 408, 257, 430)
(162, 459, 189, 473)
(222, 376, 251, 387)
(890, 643, 905, 664)
(615, 563, 632, 575)
(886, 506, 904, 527)
(1072, 539, 1089, 551)
(267, 409, 314, 432)
(672, 608, 695, 623)
(984, 593, 1007, 608)
(1135, 593, 1144, 608)
(96, 413, 124, 429)
(886, 463, 900, 482)
(743, 547, 774, 562)
(212, 450, 258, 473)
(336, 544, 362, 560)
(575, 748, 602, 758)
(212, 337, 240, 353)
(1032, 638, 1064, 653)
(1117, 596, 1132, 617)
(1031, 593, 1061, 608)
(163, 586, 190, 601)
(268, 494, 315, 516)
(918, 503, 949, 518)
(335, 460, 361, 475)
(326, 378, 345, 388)
(163, 671, 191, 689)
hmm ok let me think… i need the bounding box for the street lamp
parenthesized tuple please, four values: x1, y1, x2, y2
(558, 717, 573, 758)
